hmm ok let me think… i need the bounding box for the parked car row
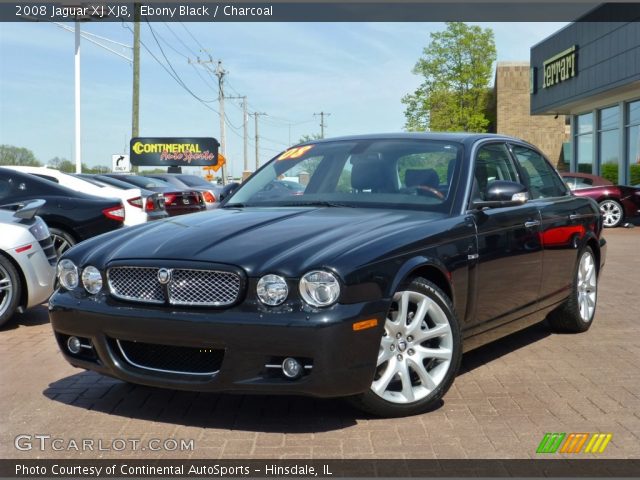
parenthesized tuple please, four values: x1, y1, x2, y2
(0, 167, 222, 327)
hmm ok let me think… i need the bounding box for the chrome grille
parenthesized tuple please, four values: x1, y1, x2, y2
(106, 266, 241, 306)
(107, 267, 164, 304)
(169, 269, 241, 306)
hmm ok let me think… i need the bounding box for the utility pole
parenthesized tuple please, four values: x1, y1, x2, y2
(74, 21, 81, 173)
(215, 61, 228, 184)
(242, 96, 248, 172)
(314, 111, 331, 139)
(226, 96, 248, 173)
(252, 112, 266, 170)
(131, 3, 140, 140)
(189, 55, 226, 183)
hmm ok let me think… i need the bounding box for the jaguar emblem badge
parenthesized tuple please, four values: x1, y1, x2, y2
(157, 268, 172, 284)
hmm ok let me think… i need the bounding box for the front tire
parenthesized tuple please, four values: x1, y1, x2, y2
(0, 255, 21, 327)
(349, 278, 461, 417)
(599, 199, 623, 228)
(548, 246, 598, 333)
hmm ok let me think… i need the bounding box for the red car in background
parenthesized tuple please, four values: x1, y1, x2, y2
(562, 172, 640, 227)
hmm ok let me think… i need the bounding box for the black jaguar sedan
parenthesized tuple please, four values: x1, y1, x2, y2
(49, 133, 605, 417)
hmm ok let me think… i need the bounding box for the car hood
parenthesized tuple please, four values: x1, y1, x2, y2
(73, 207, 448, 277)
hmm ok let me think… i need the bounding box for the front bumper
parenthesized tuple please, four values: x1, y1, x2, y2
(49, 292, 387, 398)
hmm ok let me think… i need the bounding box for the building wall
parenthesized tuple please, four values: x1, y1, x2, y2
(495, 62, 570, 169)
(530, 16, 640, 115)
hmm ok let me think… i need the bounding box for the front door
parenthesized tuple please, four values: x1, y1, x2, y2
(468, 142, 543, 329)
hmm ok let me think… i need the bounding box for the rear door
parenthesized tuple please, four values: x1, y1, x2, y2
(468, 142, 543, 330)
(509, 143, 588, 308)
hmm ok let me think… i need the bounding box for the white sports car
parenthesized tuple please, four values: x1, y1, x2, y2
(0, 200, 56, 327)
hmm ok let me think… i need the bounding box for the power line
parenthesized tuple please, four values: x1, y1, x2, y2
(180, 22, 206, 52)
(164, 22, 199, 57)
(122, 22, 220, 114)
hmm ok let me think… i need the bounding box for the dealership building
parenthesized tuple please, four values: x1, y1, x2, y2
(530, 8, 640, 186)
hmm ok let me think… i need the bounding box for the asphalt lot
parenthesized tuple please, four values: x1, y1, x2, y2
(1, 228, 639, 460)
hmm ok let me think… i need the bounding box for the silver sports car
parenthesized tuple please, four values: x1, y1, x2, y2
(0, 200, 56, 326)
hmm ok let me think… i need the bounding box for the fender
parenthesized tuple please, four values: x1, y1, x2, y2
(388, 255, 453, 300)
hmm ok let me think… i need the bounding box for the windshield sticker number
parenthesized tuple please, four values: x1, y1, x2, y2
(277, 145, 314, 160)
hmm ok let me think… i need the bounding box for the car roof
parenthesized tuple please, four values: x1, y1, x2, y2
(296, 132, 526, 147)
(560, 172, 613, 185)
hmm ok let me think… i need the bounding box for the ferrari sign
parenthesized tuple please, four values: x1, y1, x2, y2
(130, 137, 220, 167)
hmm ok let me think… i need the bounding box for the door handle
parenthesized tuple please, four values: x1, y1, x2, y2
(524, 220, 540, 228)
(569, 213, 580, 221)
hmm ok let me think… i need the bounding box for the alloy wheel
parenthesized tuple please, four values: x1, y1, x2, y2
(0, 264, 14, 319)
(599, 200, 622, 227)
(51, 233, 72, 257)
(372, 290, 453, 404)
(577, 250, 597, 323)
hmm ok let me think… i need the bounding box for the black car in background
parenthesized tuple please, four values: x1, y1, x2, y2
(143, 173, 217, 208)
(101, 174, 205, 217)
(0, 168, 124, 256)
(49, 133, 605, 417)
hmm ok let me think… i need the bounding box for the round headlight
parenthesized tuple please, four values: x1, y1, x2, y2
(57, 259, 78, 290)
(81, 266, 103, 294)
(256, 274, 289, 306)
(299, 270, 340, 307)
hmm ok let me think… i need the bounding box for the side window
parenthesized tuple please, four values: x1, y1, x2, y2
(574, 177, 593, 189)
(0, 179, 12, 200)
(511, 145, 567, 199)
(472, 143, 519, 201)
(34, 174, 59, 184)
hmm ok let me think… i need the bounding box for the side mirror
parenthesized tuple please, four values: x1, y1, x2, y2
(472, 180, 529, 209)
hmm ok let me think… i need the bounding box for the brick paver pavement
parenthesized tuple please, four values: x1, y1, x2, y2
(1, 229, 639, 459)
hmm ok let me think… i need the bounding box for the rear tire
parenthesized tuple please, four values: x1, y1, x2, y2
(0, 255, 21, 328)
(548, 246, 598, 333)
(599, 199, 623, 228)
(49, 228, 76, 257)
(348, 278, 461, 417)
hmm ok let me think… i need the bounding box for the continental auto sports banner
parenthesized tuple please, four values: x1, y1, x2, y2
(130, 137, 219, 167)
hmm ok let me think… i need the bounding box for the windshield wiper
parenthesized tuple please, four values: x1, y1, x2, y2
(223, 203, 248, 208)
(276, 200, 356, 208)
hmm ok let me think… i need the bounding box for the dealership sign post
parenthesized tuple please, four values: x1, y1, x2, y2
(130, 138, 220, 172)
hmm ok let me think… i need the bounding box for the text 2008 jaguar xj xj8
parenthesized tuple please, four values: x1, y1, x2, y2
(49, 133, 605, 417)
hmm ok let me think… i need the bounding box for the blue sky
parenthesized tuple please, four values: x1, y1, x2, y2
(0, 21, 566, 177)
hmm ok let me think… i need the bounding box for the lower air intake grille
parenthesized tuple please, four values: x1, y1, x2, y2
(115, 339, 224, 375)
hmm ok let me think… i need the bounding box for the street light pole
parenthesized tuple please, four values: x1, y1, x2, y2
(74, 22, 81, 173)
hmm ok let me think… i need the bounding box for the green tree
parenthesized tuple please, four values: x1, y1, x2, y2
(0, 145, 41, 166)
(298, 133, 322, 144)
(402, 22, 497, 133)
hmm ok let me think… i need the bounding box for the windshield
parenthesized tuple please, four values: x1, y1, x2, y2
(226, 139, 462, 211)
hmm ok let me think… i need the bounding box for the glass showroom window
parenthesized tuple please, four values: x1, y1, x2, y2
(575, 112, 594, 174)
(627, 100, 640, 186)
(598, 105, 620, 184)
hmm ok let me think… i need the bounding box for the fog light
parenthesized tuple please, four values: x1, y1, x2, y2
(282, 357, 302, 379)
(67, 336, 81, 354)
